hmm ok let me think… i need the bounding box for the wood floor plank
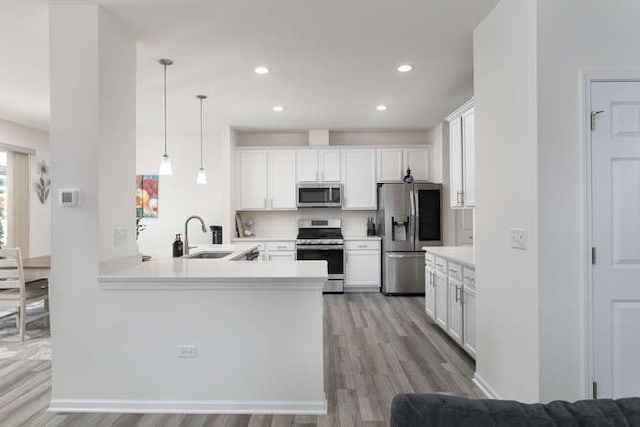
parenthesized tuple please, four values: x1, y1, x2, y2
(0, 293, 479, 427)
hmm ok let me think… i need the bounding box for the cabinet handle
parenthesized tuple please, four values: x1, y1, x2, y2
(264, 198, 268, 208)
(270, 198, 274, 208)
(456, 191, 463, 204)
(455, 285, 461, 303)
(357, 245, 368, 248)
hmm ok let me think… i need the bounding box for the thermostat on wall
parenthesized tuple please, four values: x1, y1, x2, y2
(59, 189, 80, 207)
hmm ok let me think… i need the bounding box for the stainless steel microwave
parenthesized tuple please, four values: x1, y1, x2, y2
(297, 183, 342, 208)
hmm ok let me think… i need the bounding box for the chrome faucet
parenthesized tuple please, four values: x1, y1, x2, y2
(184, 215, 208, 255)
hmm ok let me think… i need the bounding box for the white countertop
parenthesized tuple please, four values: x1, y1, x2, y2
(422, 246, 475, 268)
(231, 237, 296, 242)
(98, 243, 328, 289)
(231, 236, 381, 241)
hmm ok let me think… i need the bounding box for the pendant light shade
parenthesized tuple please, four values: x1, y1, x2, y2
(159, 154, 173, 175)
(196, 168, 207, 184)
(196, 94, 208, 185)
(158, 58, 173, 175)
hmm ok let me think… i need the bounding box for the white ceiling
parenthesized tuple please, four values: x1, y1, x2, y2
(0, 0, 497, 134)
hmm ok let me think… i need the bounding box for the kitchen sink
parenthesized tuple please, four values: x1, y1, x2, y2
(185, 251, 233, 259)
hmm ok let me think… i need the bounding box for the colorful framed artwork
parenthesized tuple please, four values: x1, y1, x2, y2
(136, 175, 159, 218)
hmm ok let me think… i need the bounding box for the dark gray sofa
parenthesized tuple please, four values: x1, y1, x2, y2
(390, 393, 640, 426)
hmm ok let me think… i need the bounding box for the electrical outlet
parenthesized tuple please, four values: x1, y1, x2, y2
(510, 228, 527, 250)
(177, 345, 197, 358)
(114, 226, 129, 245)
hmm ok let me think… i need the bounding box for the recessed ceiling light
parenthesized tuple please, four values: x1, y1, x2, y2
(376, 104, 388, 111)
(273, 105, 285, 112)
(254, 66, 270, 75)
(397, 64, 413, 73)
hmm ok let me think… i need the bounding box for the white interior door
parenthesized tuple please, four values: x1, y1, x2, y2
(592, 81, 640, 398)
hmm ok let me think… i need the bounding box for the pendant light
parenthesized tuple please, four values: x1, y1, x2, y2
(196, 94, 208, 184)
(158, 58, 173, 175)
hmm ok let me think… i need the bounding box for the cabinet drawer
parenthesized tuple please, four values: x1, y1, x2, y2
(266, 241, 295, 252)
(425, 253, 435, 267)
(345, 240, 380, 251)
(434, 256, 447, 274)
(447, 262, 462, 281)
(463, 267, 475, 290)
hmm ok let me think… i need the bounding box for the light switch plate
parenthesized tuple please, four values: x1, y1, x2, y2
(510, 228, 527, 250)
(114, 226, 129, 246)
(177, 345, 197, 358)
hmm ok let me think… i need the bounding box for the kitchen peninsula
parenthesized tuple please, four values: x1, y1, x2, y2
(50, 243, 328, 415)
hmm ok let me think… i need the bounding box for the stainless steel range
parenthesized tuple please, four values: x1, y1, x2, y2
(296, 219, 344, 293)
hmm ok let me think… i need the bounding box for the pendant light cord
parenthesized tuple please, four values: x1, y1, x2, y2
(163, 62, 168, 156)
(200, 97, 204, 169)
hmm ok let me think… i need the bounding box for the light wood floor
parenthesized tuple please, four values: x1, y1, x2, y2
(0, 293, 483, 427)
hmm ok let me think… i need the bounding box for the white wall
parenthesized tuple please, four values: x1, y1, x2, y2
(474, 0, 539, 402)
(536, 0, 640, 401)
(136, 131, 228, 253)
(0, 118, 50, 256)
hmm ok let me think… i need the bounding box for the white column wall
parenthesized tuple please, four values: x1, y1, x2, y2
(473, 0, 540, 402)
(49, 1, 139, 400)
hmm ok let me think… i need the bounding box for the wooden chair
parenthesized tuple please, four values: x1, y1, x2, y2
(0, 248, 49, 341)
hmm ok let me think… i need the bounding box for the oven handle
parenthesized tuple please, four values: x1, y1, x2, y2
(296, 245, 344, 250)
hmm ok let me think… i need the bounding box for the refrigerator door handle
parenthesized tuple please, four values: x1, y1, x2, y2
(409, 188, 416, 216)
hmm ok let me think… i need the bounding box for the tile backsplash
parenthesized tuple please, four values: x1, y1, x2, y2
(236, 209, 374, 238)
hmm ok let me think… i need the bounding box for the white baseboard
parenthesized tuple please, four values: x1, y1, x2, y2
(472, 373, 501, 399)
(49, 398, 328, 415)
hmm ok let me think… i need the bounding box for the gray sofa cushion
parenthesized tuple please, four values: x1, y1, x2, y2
(390, 393, 640, 426)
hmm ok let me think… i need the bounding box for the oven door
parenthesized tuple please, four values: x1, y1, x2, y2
(296, 245, 344, 278)
(297, 185, 342, 208)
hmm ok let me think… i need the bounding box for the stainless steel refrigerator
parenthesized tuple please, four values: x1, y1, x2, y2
(376, 182, 442, 295)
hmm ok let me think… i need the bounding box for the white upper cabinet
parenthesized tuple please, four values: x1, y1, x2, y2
(239, 149, 296, 211)
(447, 100, 475, 208)
(461, 109, 475, 207)
(342, 149, 376, 210)
(296, 149, 341, 183)
(376, 148, 404, 182)
(404, 147, 431, 181)
(268, 150, 297, 210)
(377, 147, 432, 182)
(296, 150, 319, 182)
(239, 150, 268, 210)
(318, 149, 341, 182)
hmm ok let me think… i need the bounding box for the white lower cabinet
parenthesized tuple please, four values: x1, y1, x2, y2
(425, 266, 436, 320)
(433, 272, 448, 329)
(424, 251, 476, 359)
(345, 240, 381, 292)
(266, 241, 296, 260)
(447, 278, 463, 344)
(462, 287, 476, 358)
